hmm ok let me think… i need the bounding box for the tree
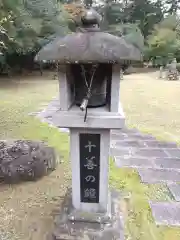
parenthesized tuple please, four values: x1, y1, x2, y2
(164, 0, 180, 14)
(123, 0, 163, 38)
(63, 3, 86, 31)
(0, 0, 69, 55)
(0, 0, 17, 53)
(146, 15, 180, 62)
(0, 0, 70, 74)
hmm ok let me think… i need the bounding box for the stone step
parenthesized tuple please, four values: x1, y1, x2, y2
(111, 128, 140, 135)
(167, 183, 180, 202)
(111, 133, 156, 141)
(154, 158, 180, 170)
(52, 190, 125, 240)
(149, 201, 180, 226)
(111, 147, 169, 158)
(111, 139, 148, 148)
(115, 157, 180, 170)
(138, 168, 180, 184)
(115, 156, 154, 169)
(113, 139, 178, 148)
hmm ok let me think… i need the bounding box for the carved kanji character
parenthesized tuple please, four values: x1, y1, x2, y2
(84, 156, 97, 170)
(84, 141, 96, 153)
(84, 188, 96, 198)
(85, 175, 95, 182)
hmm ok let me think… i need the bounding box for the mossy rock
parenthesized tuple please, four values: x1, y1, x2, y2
(0, 140, 59, 184)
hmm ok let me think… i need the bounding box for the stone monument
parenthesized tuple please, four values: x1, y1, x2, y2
(35, 8, 143, 240)
(120, 68, 124, 80)
(159, 65, 163, 79)
(167, 58, 179, 80)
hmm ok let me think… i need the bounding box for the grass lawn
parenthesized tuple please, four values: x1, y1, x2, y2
(0, 71, 180, 239)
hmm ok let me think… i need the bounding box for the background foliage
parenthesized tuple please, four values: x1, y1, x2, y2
(1, 0, 180, 72)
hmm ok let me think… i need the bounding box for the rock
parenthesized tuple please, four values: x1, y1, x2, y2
(167, 71, 179, 81)
(0, 140, 58, 184)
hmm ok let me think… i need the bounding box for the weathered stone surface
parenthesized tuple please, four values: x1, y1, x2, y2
(110, 147, 134, 158)
(167, 184, 180, 201)
(110, 133, 128, 141)
(111, 146, 169, 158)
(115, 156, 154, 169)
(145, 140, 178, 148)
(149, 201, 180, 226)
(125, 134, 156, 141)
(0, 140, 58, 184)
(165, 149, 180, 158)
(138, 168, 180, 184)
(113, 139, 147, 148)
(154, 158, 180, 170)
(36, 30, 142, 64)
(52, 190, 124, 240)
(111, 129, 156, 141)
(111, 128, 140, 135)
(134, 148, 169, 158)
(115, 155, 180, 171)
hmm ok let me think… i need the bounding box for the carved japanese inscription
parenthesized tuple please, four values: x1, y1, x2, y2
(79, 133, 100, 203)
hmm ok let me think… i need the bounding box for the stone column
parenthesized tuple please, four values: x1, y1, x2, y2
(159, 66, 163, 79)
(120, 69, 124, 80)
(69, 128, 111, 220)
(168, 58, 178, 80)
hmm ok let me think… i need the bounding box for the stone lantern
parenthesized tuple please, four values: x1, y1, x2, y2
(35, 8, 143, 239)
(167, 58, 179, 80)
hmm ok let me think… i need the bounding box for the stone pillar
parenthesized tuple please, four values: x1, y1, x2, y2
(159, 66, 163, 79)
(168, 58, 179, 80)
(120, 69, 124, 80)
(69, 128, 111, 220)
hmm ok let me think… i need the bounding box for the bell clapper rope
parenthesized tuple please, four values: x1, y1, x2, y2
(80, 64, 98, 122)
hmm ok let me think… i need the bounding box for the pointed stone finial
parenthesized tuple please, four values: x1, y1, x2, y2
(81, 8, 102, 26)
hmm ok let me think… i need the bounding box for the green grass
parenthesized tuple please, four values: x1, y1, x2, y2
(121, 72, 180, 143)
(109, 163, 176, 240)
(0, 71, 180, 239)
(117, 72, 180, 240)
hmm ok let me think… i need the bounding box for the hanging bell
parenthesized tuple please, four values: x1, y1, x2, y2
(70, 63, 111, 108)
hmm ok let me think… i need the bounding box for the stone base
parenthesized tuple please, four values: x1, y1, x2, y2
(68, 191, 112, 224)
(167, 71, 179, 81)
(51, 189, 124, 240)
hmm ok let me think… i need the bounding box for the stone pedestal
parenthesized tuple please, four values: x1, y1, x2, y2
(52, 189, 125, 240)
(36, 98, 125, 236)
